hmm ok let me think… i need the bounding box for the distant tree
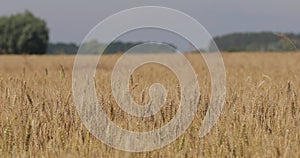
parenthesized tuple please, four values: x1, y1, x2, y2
(77, 40, 177, 54)
(0, 11, 49, 54)
(211, 32, 300, 52)
(0, 16, 9, 53)
(47, 42, 79, 54)
(105, 41, 142, 54)
(79, 40, 106, 54)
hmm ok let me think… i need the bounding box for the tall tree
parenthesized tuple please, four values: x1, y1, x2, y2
(0, 11, 49, 54)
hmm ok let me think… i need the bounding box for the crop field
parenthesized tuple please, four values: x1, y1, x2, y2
(0, 53, 299, 157)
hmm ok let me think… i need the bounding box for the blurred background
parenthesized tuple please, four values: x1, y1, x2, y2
(0, 0, 300, 54)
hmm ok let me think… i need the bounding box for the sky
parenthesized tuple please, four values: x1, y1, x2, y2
(1, 0, 300, 51)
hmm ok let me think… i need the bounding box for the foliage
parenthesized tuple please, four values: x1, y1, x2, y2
(79, 40, 106, 54)
(0, 11, 49, 54)
(212, 32, 300, 52)
(47, 42, 79, 54)
(79, 40, 176, 54)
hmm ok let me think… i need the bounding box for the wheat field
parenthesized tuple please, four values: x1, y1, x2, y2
(0, 53, 299, 157)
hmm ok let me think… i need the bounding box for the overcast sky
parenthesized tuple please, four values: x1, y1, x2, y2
(1, 0, 300, 51)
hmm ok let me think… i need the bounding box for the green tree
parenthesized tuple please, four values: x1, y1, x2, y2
(47, 42, 79, 54)
(211, 32, 300, 52)
(0, 16, 9, 53)
(0, 11, 49, 54)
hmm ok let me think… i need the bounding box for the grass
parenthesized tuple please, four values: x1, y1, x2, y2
(0, 53, 299, 157)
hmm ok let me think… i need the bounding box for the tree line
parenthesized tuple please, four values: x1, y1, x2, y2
(55, 32, 300, 54)
(212, 32, 300, 52)
(0, 11, 299, 54)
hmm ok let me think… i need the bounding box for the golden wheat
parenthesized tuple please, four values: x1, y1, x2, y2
(0, 53, 299, 157)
